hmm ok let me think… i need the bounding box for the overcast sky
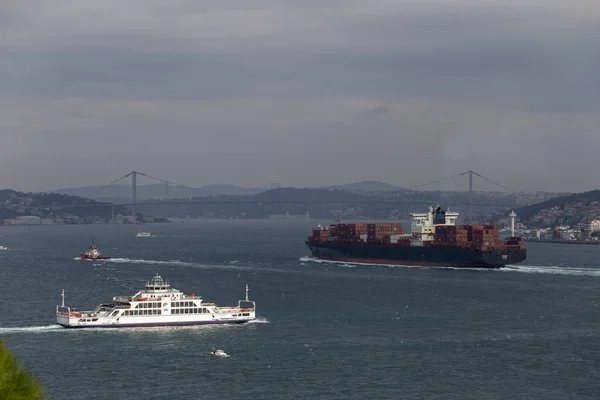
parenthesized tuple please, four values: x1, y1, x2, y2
(1, 0, 599, 193)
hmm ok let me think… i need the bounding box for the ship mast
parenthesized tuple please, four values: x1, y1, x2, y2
(61, 289, 65, 307)
(245, 284, 249, 302)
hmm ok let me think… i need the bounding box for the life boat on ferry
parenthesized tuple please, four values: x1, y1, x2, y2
(80, 239, 111, 260)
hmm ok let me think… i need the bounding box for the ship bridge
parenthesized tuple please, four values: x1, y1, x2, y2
(145, 274, 170, 292)
(410, 206, 460, 238)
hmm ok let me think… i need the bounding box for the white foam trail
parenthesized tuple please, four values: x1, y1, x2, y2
(248, 317, 270, 324)
(301, 256, 600, 276)
(299, 256, 431, 270)
(107, 258, 194, 266)
(503, 264, 600, 277)
(0, 325, 63, 334)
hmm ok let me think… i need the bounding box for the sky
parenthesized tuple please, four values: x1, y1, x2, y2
(1, 0, 599, 193)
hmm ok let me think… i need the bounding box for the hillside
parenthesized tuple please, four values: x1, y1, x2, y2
(0, 189, 127, 223)
(516, 190, 600, 221)
(319, 181, 404, 193)
(51, 180, 405, 201)
(52, 183, 266, 201)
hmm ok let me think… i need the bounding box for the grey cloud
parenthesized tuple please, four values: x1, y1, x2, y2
(0, 0, 599, 192)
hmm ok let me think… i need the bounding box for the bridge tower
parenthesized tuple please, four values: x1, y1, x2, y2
(132, 171, 137, 224)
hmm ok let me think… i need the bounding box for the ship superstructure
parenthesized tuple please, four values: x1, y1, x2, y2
(80, 239, 110, 260)
(56, 274, 256, 328)
(305, 206, 526, 268)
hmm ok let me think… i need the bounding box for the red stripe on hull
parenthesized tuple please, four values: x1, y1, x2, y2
(80, 256, 111, 260)
(312, 256, 503, 268)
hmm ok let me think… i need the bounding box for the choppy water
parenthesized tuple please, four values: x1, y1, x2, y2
(1, 220, 600, 399)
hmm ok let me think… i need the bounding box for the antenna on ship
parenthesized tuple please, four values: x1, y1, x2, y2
(245, 284, 249, 302)
(61, 289, 65, 307)
(509, 210, 517, 237)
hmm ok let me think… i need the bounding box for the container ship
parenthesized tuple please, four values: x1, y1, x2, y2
(305, 206, 526, 268)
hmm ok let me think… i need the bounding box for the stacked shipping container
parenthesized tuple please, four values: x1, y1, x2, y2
(308, 222, 521, 251)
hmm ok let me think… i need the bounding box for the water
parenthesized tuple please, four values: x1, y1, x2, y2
(1, 220, 600, 399)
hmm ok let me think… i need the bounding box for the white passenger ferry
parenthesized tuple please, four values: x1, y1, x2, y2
(56, 274, 256, 328)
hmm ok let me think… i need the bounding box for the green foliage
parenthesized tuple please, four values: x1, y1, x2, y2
(0, 339, 45, 400)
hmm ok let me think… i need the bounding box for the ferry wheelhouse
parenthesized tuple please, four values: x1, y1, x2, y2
(56, 274, 256, 328)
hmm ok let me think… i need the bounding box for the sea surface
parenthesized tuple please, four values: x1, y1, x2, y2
(1, 220, 600, 399)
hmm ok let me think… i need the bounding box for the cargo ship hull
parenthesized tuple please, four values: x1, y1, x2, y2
(305, 242, 526, 268)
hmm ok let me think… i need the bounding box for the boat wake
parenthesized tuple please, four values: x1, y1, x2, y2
(248, 317, 270, 324)
(0, 325, 63, 334)
(503, 264, 600, 277)
(300, 257, 600, 277)
(107, 258, 195, 267)
(299, 256, 433, 270)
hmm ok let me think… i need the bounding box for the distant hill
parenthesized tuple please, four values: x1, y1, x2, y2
(319, 181, 404, 193)
(516, 190, 600, 221)
(51, 183, 266, 201)
(51, 181, 405, 200)
(0, 189, 127, 221)
(252, 187, 369, 202)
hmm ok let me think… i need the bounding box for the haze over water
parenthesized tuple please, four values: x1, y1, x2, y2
(1, 220, 599, 399)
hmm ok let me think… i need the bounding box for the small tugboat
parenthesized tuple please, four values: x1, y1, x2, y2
(80, 239, 110, 260)
(210, 349, 229, 358)
(56, 274, 256, 328)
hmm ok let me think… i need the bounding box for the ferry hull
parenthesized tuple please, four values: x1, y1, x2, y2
(305, 242, 526, 268)
(57, 319, 253, 329)
(57, 314, 256, 329)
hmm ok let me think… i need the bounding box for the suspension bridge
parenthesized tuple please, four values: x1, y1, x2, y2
(56, 170, 519, 222)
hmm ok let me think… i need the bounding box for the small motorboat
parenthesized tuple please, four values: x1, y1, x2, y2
(210, 349, 229, 358)
(136, 231, 152, 237)
(0, 245, 8, 251)
(80, 239, 110, 260)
